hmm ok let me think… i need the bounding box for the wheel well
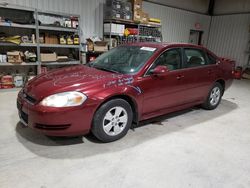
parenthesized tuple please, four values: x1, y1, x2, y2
(98, 95, 138, 124)
(216, 79, 225, 93)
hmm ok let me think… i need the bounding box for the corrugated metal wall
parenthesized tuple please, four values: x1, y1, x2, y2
(143, 1, 211, 45)
(208, 14, 250, 67)
(0, 0, 211, 45)
(0, 0, 105, 40)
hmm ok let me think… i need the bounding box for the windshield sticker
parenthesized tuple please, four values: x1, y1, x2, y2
(140, 47, 156, 52)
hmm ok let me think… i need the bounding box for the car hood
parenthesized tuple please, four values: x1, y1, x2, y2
(24, 65, 133, 101)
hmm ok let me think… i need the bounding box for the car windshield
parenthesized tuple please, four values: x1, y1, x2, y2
(91, 46, 157, 74)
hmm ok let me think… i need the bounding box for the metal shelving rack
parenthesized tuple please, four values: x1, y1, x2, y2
(0, 3, 81, 75)
(103, 19, 162, 48)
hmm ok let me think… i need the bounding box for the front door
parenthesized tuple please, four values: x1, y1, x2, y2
(138, 48, 188, 117)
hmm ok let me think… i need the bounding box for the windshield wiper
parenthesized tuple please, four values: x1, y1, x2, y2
(93, 66, 120, 73)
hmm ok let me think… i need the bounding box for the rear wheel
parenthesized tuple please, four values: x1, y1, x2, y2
(92, 99, 133, 142)
(202, 82, 223, 110)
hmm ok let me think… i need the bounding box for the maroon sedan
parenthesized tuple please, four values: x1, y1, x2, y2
(17, 43, 235, 142)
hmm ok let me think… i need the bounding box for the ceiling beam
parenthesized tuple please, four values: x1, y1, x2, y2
(208, 0, 215, 15)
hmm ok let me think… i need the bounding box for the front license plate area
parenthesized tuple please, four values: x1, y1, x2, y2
(17, 101, 28, 127)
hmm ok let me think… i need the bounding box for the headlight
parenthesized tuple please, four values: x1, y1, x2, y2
(40, 92, 87, 107)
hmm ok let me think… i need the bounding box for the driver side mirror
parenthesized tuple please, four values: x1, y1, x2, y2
(150, 65, 169, 76)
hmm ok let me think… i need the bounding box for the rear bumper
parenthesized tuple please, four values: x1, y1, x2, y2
(17, 96, 97, 137)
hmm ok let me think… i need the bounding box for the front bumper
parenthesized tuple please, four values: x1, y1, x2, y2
(17, 93, 97, 136)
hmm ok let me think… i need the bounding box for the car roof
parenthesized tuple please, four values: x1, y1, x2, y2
(126, 42, 207, 50)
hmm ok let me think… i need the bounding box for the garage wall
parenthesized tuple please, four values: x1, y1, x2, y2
(0, 0, 105, 41)
(207, 14, 250, 67)
(143, 1, 211, 45)
(214, 0, 250, 15)
(145, 0, 210, 14)
(0, 0, 211, 46)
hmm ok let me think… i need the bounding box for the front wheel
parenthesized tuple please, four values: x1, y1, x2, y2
(202, 82, 223, 110)
(92, 99, 133, 142)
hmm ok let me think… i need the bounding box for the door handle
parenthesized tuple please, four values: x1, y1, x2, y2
(176, 75, 184, 80)
(208, 69, 212, 75)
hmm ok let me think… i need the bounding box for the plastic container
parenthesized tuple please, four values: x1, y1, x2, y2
(14, 74, 24, 87)
(106, 0, 123, 10)
(105, 8, 122, 20)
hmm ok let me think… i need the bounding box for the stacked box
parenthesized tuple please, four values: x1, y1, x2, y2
(106, 0, 123, 10)
(7, 51, 24, 64)
(132, 0, 142, 22)
(105, 0, 132, 21)
(123, 10, 132, 21)
(104, 23, 125, 35)
(141, 12, 149, 23)
(105, 8, 123, 20)
(122, 1, 132, 21)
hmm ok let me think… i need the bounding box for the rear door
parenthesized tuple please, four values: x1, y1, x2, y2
(180, 48, 218, 102)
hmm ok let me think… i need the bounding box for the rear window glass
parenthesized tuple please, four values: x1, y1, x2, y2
(184, 48, 207, 68)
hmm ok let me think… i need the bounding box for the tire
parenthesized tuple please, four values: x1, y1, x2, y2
(202, 82, 223, 110)
(92, 99, 133, 142)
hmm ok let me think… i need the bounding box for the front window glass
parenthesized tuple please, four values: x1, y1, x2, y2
(91, 46, 157, 74)
(148, 48, 182, 74)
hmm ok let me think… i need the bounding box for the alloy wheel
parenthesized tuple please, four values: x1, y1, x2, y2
(102, 106, 128, 136)
(209, 87, 221, 106)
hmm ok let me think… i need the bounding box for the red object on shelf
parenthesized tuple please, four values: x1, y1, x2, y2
(1, 75, 13, 83)
(1, 75, 14, 89)
(1, 84, 14, 89)
(41, 67, 48, 74)
(234, 66, 243, 79)
(127, 28, 138, 35)
(89, 56, 96, 62)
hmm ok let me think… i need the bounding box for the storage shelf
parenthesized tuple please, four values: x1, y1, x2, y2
(39, 44, 80, 48)
(0, 5, 81, 75)
(0, 88, 21, 92)
(139, 23, 162, 28)
(104, 32, 124, 36)
(104, 33, 161, 38)
(0, 62, 38, 66)
(0, 42, 37, 47)
(39, 25, 78, 32)
(0, 22, 36, 29)
(104, 19, 137, 26)
(104, 19, 162, 28)
(41, 61, 80, 65)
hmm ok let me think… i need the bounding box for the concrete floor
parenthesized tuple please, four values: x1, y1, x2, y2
(0, 80, 250, 188)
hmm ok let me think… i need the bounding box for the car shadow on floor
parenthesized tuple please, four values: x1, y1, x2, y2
(15, 99, 238, 159)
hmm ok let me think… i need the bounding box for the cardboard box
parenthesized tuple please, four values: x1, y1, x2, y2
(116, 24, 125, 35)
(41, 52, 57, 62)
(94, 41, 108, 52)
(134, 9, 142, 22)
(104, 23, 125, 35)
(7, 51, 24, 64)
(133, 0, 142, 11)
(44, 33, 58, 44)
(141, 12, 149, 24)
(86, 38, 94, 51)
(104, 23, 117, 34)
